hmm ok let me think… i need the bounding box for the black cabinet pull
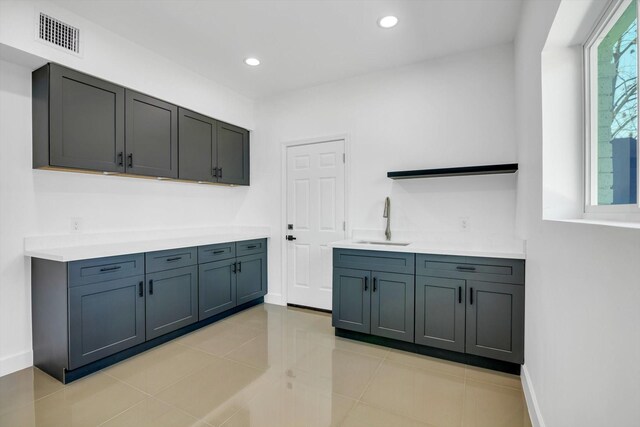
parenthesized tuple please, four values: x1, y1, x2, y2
(127, 153, 133, 168)
(458, 286, 462, 304)
(118, 152, 124, 167)
(138, 281, 144, 297)
(232, 262, 237, 273)
(100, 265, 121, 272)
(373, 277, 377, 292)
(149, 279, 154, 295)
(218, 168, 223, 178)
(166, 257, 182, 262)
(364, 276, 368, 291)
(456, 265, 476, 272)
(247, 245, 257, 249)
(470, 287, 473, 305)
(213, 250, 225, 255)
(212, 167, 217, 177)
(238, 261, 242, 272)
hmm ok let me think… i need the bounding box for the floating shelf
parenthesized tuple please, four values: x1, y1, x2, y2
(387, 163, 518, 180)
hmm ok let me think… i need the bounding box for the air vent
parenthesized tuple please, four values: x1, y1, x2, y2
(38, 13, 80, 54)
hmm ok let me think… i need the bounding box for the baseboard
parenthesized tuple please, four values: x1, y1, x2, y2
(264, 293, 284, 306)
(0, 350, 33, 378)
(521, 364, 546, 427)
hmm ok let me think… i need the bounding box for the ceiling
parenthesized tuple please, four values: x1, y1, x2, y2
(53, 0, 524, 99)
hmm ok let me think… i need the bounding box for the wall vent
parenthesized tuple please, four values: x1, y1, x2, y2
(38, 13, 80, 54)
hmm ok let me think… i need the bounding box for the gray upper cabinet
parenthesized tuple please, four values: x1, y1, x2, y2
(33, 63, 125, 172)
(33, 64, 251, 185)
(465, 280, 524, 364)
(415, 276, 466, 352)
(370, 271, 414, 342)
(178, 108, 217, 182)
(69, 275, 145, 369)
(126, 90, 178, 178)
(145, 265, 198, 340)
(332, 267, 371, 334)
(217, 121, 249, 185)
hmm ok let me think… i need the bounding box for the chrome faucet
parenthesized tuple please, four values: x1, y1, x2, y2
(383, 197, 391, 241)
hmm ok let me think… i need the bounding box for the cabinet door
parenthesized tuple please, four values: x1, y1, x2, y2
(49, 64, 125, 172)
(125, 90, 178, 178)
(370, 272, 414, 342)
(146, 266, 198, 340)
(415, 276, 465, 352)
(217, 121, 249, 185)
(466, 281, 524, 364)
(178, 108, 217, 182)
(236, 253, 267, 305)
(199, 259, 236, 320)
(332, 268, 370, 334)
(69, 275, 145, 369)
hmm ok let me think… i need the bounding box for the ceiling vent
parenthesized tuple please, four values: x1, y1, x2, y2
(38, 13, 80, 54)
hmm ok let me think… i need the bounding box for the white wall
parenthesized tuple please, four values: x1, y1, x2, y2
(0, 0, 273, 376)
(253, 43, 520, 302)
(515, 1, 640, 426)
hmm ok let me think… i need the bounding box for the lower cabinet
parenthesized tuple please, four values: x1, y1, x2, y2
(465, 280, 524, 363)
(199, 251, 267, 320)
(199, 259, 236, 320)
(332, 268, 414, 342)
(146, 265, 198, 340)
(69, 275, 145, 370)
(415, 276, 466, 353)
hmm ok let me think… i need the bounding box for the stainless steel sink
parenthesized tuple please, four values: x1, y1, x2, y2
(355, 240, 411, 247)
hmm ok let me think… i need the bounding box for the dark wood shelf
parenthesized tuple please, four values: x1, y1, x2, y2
(387, 163, 518, 180)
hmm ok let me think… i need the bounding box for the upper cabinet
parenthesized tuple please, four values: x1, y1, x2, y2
(32, 63, 250, 185)
(34, 64, 126, 172)
(217, 122, 250, 185)
(126, 90, 178, 178)
(178, 108, 217, 182)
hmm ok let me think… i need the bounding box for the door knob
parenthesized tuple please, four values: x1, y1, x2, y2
(285, 235, 297, 241)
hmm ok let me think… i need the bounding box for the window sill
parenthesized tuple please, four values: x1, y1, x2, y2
(544, 218, 640, 230)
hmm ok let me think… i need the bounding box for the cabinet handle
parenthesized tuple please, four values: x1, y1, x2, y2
(139, 281, 143, 297)
(166, 256, 182, 262)
(212, 167, 217, 177)
(232, 262, 237, 273)
(469, 287, 473, 305)
(149, 279, 154, 295)
(246, 245, 257, 249)
(218, 168, 223, 178)
(100, 265, 121, 272)
(118, 152, 124, 167)
(364, 276, 368, 291)
(213, 250, 225, 254)
(238, 261, 242, 272)
(458, 286, 462, 304)
(456, 265, 476, 272)
(127, 153, 133, 168)
(373, 277, 377, 292)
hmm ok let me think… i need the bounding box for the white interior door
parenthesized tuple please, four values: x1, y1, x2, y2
(286, 140, 346, 310)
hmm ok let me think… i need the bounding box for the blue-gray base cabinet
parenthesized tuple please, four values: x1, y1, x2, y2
(332, 248, 525, 373)
(31, 238, 267, 383)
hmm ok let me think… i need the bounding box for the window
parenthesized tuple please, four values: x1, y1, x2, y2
(586, 0, 639, 216)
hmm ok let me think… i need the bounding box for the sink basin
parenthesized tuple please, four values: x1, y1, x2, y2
(355, 240, 411, 247)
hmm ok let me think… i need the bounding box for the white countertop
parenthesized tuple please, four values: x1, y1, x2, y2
(24, 226, 271, 262)
(329, 239, 526, 259)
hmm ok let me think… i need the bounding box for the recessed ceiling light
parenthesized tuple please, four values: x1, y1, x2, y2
(378, 15, 398, 29)
(244, 57, 260, 66)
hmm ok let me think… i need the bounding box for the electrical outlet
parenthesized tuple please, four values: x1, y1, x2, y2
(459, 217, 470, 231)
(70, 217, 83, 233)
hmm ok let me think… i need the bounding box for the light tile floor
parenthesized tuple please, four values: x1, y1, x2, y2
(0, 304, 532, 427)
